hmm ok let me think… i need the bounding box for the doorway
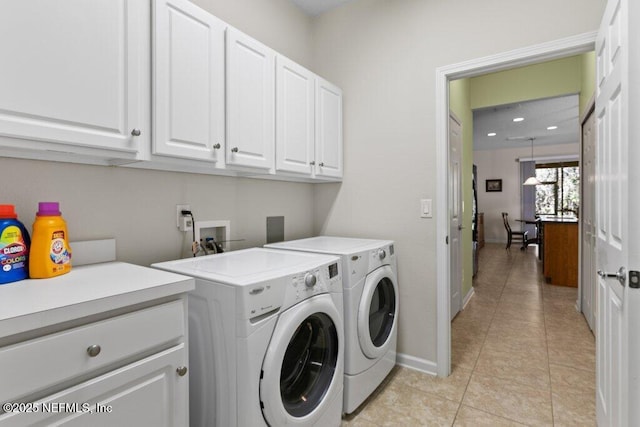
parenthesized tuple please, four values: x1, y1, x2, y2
(435, 32, 597, 377)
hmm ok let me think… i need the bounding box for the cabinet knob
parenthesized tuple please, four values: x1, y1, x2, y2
(213, 143, 221, 149)
(176, 366, 188, 377)
(131, 129, 141, 137)
(231, 147, 239, 153)
(86, 345, 101, 358)
(319, 162, 324, 167)
(310, 161, 316, 166)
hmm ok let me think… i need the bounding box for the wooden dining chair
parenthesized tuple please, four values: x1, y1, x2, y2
(501, 212, 528, 250)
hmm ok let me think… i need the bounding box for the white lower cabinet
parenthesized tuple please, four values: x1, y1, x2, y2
(0, 263, 193, 427)
(0, 0, 150, 164)
(0, 345, 187, 427)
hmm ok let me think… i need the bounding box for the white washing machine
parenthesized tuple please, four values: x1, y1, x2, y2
(152, 248, 344, 427)
(266, 237, 398, 414)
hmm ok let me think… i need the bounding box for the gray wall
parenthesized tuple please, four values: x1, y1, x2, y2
(1, 0, 316, 267)
(310, 0, 606, 363)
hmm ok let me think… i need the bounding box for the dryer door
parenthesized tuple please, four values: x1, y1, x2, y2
(260, 294, 344, 426)
(357, 265, 398, 359)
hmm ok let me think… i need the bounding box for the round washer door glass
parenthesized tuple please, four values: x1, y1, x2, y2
(368, 276, 396, 346)
(280, 313, 338, 418)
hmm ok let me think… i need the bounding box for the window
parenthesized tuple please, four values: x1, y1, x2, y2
(535, 162, 579, 216)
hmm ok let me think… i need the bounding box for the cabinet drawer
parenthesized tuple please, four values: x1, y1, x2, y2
(0, 300, 185, 403)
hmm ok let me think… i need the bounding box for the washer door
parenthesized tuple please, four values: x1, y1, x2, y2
(357, 265, 398, 359)
(260, 294, 343, 426)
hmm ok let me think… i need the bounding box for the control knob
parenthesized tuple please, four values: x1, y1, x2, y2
(304, 273, 317, 288)
(378, 249, 387, 260)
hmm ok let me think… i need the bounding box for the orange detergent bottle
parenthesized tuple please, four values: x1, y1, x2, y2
(29, 202, 72, 278)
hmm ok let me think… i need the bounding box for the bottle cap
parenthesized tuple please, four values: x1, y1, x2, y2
(0, 204, 17, 219)
(37, 202, 61, 216)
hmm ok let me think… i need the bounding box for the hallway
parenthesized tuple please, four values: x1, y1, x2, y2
(343, 243, 596, 426)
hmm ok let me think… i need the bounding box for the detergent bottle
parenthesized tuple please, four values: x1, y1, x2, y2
(0, 205, 30, 284)
(29, 202, 72, 279)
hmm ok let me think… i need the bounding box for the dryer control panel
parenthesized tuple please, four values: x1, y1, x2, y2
(241, 259, 341, 322)
(284, 261, 342, 310)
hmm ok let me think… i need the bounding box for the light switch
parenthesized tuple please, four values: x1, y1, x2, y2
(420, 199, 432, 218)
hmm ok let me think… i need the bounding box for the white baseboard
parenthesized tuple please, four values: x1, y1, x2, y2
(396, 353, 437, 376)
(462, 287, 475, 309)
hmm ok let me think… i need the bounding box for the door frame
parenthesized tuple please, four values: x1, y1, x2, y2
(434, 31, 597, 377)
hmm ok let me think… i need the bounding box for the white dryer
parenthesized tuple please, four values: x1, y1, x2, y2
(152, 248, 344, 427)
(266, 237, 398, 414)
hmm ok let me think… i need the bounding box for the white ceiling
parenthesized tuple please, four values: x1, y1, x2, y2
(290, 0, 355, 16)
(473, 94, 580, 151)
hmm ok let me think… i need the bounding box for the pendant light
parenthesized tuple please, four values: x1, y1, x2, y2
(523, 137, 541, 186)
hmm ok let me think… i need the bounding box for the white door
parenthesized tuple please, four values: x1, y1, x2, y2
(595, 0, 639, 425)
(315, 78, 343, 179)
(275, 56, 315, 175)
(581, 109, 597, 332)
(0, 0, 148, 158)
(226, 28, 275, 171)
(153, 0, 226, 164)
(449, 114, 463, 320)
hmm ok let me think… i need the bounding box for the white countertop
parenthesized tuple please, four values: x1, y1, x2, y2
(0, 262, 194, 339)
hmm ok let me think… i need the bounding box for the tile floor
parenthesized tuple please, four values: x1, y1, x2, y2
(342, 243, 596, 426)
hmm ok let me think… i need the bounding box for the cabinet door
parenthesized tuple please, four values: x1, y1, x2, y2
(315, 78, 343, 179)
(275, 56, 314, 175)
(226, 28, 275, 171)
(0, 0, 149, 159)
(153, 0, 226, 164)
(0, 345, 188, 427)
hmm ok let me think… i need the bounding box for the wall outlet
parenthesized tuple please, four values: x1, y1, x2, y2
(176, 204, 191, 229)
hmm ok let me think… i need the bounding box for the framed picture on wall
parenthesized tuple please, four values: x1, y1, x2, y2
(486, 179, 502, 192)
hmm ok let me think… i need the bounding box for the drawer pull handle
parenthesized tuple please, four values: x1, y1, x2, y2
(86, 345, 101, 358)
(213, 143, 221, 149)
(176, 366, 188, 377)
(231, 147, 239, 153)
(131, 128, 141, 137)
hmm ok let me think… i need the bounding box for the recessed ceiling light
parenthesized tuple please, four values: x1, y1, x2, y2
(513, 117, 524, 122)
(547, 126, 558, 130)
(487, 132, 497, 137)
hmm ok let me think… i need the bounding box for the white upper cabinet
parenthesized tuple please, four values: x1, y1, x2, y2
(226, 28, 275, 171)
(315, 78, 343, 179)
(276, 56, 315, 175)
(153, 0, 226, 165)
(0, 0, 149, 162)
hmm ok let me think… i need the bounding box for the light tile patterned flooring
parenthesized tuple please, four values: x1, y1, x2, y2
(342, 243, 596, 426)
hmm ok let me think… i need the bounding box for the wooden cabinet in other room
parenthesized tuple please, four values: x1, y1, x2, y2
(0, 0, 150, 164)
(477, 212, 485, 249)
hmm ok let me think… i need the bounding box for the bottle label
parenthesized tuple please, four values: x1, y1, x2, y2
(0, 225, 28, 273)
(50, 230, 71, 266)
